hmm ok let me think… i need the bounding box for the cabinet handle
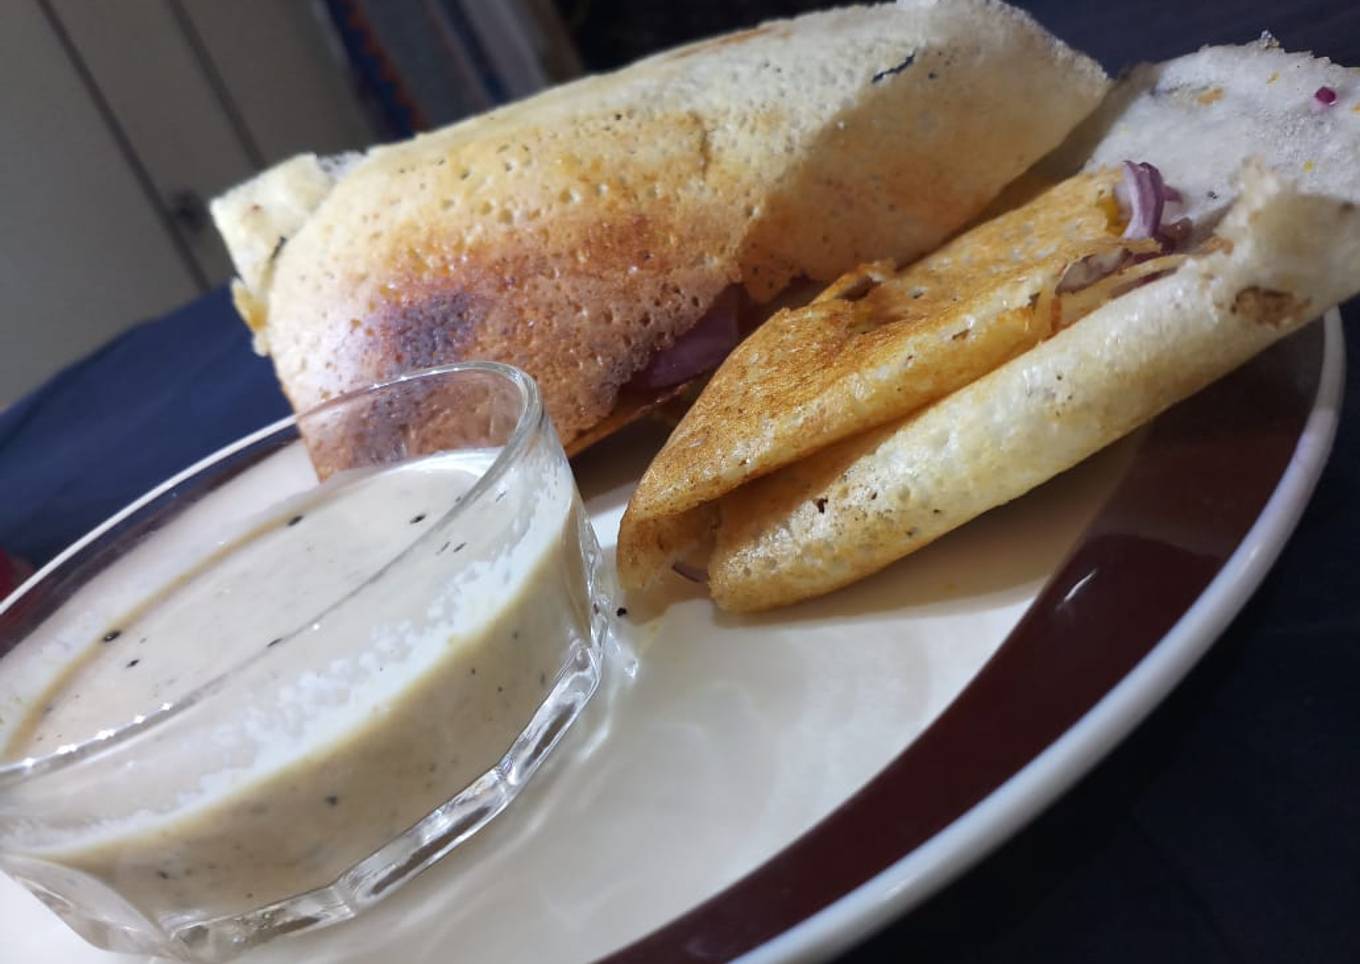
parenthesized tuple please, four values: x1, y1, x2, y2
(167, 189, 209, 235)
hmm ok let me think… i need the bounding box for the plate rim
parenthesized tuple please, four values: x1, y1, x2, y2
(599, 310, 1343, 963)
(753, 309, 1346, 962)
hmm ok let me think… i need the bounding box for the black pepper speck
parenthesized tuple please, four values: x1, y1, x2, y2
(287, 515, 304, 527)
(410, 513, 427, 524)
(815, 497, 828, 514)
(102, 629, 122, 643)
(871, 51, 916, 84)
(126, 659, 140, 668)
(325, 795, 339, 807)
(616, 607, 628, 618)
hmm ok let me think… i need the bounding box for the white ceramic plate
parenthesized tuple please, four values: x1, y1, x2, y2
(0, 312, 1341, 963)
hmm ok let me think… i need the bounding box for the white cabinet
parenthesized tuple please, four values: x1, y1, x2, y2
(0, 0, 375, 405)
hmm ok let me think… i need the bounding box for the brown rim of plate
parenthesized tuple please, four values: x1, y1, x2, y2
(601, 320, 1327, 963)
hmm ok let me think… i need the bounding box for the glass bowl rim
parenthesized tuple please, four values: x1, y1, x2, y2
(0, 360, 544, 784)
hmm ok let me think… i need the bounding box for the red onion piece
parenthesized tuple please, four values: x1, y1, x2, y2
(1117, 160, 1195, 251)
(1120, 160, 1166, 241)
(1158, 217, 1194, 249)
(1056, 248, 1131, 294)
(671, 561, 709, 584)
(630, 286, 741, 390)
(1314, 86, 1338, 107)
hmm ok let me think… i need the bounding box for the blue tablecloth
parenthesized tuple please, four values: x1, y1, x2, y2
(0, 287, 289, 567)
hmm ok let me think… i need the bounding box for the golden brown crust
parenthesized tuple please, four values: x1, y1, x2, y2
(708, 165, 1360, 610)
(216, 2, 1109, 451)
(617, 169, 1138, 589)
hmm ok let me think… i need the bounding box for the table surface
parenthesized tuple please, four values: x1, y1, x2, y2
(2, 3, 1359, 962)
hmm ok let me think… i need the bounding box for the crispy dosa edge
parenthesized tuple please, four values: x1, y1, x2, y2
(709, 164, 1360, 611)
(616, 170, 1134, 589)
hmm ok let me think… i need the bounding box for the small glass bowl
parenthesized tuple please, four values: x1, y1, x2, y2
(0, 362, 612, 962)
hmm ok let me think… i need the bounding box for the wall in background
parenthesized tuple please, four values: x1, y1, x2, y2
(2, 0, 585, 408)
(0, 0, 376, 406)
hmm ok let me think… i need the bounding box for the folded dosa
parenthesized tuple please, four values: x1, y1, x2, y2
(712, 163, 1359, 609)
(211, 1, 1107, 456)
(617, 168, 1157, 585)
(619, 39, 1360, 609)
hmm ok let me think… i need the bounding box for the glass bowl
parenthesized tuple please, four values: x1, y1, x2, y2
(0, 362, 613, 961)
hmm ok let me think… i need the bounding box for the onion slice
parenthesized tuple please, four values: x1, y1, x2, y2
(630, 286, 741, 390)
(1055, 247, 1132, 294)
(1158, 217, 1193, 249)
(1120, 160, 1166, 242)
(1118, 160, 1195, 251)
(671, 561, 709, 584)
